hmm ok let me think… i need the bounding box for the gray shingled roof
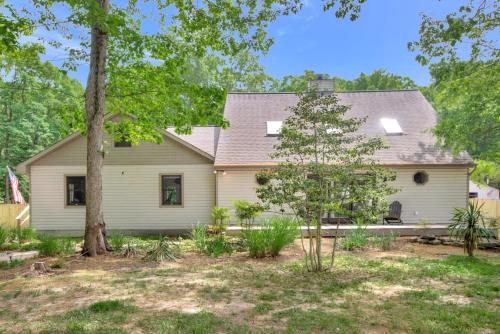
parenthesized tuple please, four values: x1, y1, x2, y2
(213, 90, 473, 166)
(167, 126, 219, 157)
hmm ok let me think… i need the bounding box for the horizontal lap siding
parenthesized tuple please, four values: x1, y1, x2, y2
(217, 170, 277, 222)
(389, 167, 468, 224)
(31, 165, 215, 231)
(217, 167, 469, 225)
(33, 134, 210, 166)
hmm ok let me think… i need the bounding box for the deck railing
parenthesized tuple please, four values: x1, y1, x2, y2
(16, 204, 30, 233)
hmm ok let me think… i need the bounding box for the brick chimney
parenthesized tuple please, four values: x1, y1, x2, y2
(308, 74, 335, 92)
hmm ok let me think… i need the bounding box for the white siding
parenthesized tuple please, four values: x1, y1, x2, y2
(217, 167, 469, 225)
(216, 170, 281, 222)
(33, 134, 211, 166)
(389, 167, 468, 224)
(31, 165, 215, 232)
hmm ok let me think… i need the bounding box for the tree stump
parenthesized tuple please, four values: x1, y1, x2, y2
(33, 261, 48, 272)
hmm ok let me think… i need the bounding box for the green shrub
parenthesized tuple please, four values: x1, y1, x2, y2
(373, 231, 399, 251)
(109, 233, 126, 252)
(233, 200, 264, 228)
(144, 236, 181, 262)
(209, 207, 230, 234)
(242, 216, 299, 258)
(191, 224, 209, 253)
(191, 225, 233, 257)
(205, 234, 233, 257)
(342, 225, 369, 251)
(37, 236, 75, 257)
(0, 226, 8, 247)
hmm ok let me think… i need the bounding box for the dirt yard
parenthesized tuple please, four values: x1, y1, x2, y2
(0, 238, 498, 334)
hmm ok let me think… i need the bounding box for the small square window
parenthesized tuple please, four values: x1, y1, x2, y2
(66, 176, 86, 206)
(161, 175, 183, 206)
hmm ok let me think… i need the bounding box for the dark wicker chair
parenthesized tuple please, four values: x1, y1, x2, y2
(383, 201, 403, 224)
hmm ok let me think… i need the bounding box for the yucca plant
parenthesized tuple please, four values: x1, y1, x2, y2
(449, 201, 492, 257)
(144, 236, 181, 262)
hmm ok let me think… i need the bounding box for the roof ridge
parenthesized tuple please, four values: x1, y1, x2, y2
(227, 89, 420, 95)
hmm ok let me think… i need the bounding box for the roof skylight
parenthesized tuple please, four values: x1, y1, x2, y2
(380, 118, 403, 135)
(266, 121, 282, 136)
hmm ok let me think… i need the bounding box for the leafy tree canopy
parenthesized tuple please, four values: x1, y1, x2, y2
(409, 0, 499, 183)
(471, 160, 500, 189)
(408, 0, 499, 65)
(428, 60, 499, 164)
(340, 69, 417, 91)
(0, 3, 33, 52)
(0, 43, 84, 201)
(273, 69, 417, 92)
(6, 0, 368, 138)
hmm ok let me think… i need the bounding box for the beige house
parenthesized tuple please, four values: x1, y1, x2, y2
(18, 84, 473, 234)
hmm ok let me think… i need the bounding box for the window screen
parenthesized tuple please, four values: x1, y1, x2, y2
(161, 175, 183, 206)
(66, 176, 86, 206)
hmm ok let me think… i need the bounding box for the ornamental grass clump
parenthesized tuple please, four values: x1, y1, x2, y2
(341, 225, 369, 251)
(109, 233, 126, 252)
(266, 216, 299, 256)
(37, 235, 75, 257)
(242, 216, 299, 258)
(0, 227, 8, 248)
(373, 231, 399, 251)
(191, 224, 209, 253)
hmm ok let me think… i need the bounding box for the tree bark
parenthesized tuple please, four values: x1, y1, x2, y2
(82, 0, 109, 256)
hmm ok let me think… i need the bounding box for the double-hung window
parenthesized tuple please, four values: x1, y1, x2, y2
(66, 176, 86, 206)
(160, 175, 183, 206)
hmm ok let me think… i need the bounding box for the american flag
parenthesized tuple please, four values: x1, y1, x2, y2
(7, 166, 25, 204)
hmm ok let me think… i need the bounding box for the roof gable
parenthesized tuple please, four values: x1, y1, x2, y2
(17, 116, 215, 173)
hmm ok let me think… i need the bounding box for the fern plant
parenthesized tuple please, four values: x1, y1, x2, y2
(210, 207, 231, 234)
(449, 201, 492, 257)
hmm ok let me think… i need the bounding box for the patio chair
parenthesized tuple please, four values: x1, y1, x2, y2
(383, 201, 403, 224)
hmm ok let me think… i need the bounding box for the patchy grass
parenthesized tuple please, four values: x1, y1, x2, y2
(138, 310, 250, 334)
(0, 239, 498, 333)
(0, 260, 25, 270)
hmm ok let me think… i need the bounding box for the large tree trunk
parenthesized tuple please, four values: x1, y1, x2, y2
(82, 0, 109, 257)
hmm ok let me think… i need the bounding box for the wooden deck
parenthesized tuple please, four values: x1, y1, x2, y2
(227, 224, 452, 237)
